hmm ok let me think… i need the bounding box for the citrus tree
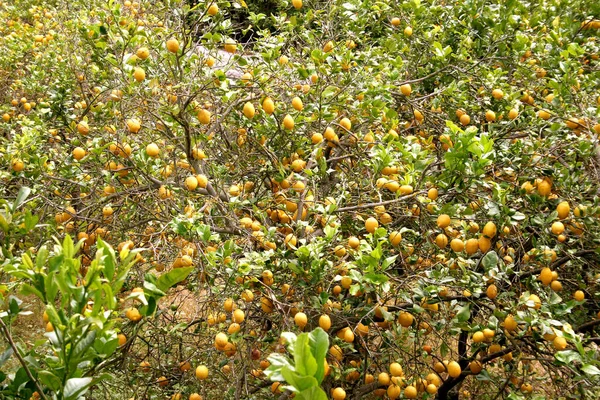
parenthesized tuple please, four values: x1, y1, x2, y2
(1, 0, 600, 399)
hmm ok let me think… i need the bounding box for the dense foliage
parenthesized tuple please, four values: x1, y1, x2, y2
(1, 0, 600, 399)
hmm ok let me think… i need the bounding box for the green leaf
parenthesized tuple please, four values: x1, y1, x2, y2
(456, 304, 471, 322)
(265, 353, 294, 382)
(555, 350, 580, 364)
(97, 239, 115, 281)
(581, 364, 600, 376)
(12, 186, 31, 211)
(297, 386, 328, 400)
(38, 370, 62, 391)
(156, 267, 193, 293)
(63, 377, 93, 400)
(481, 251, 498, 270)
(281, 366, 318, 392)
(143, 281, 166, 297)
(308, 328, 329, 383)
(363, 273, 389, 285)
(20, 284, 44, 301)
(62, 235, 75, 259)
(0, 348, 13, 368)
(73, 330, 96, 358)
(294, 333, 317, 377)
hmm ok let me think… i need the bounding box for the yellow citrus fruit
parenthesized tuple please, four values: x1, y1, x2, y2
(291, 96, 303, 111)
(378, 372, 390, 385)
(133, 67, 145, 82)
(77, 120, 89, 135)
(389, 362, 403, 376)
(472, 331, 484, 343)
(437, 214, 451, 228)
(478, 236, 491, 253)
(465, 238, 479, 255)
(207, 4, 219, 15)
(469, 360, 483, 374)
(527, 294, 541, 309)
(332, 387, 346, 400)
(400, 84, 412, 96)
(404, 385, 417, 399)
(482, 221, 497, 238)
(340, 117, 351, 131)
(447, 361, 461, 378)
(146, 143, 159, 157)
(450, 238, 464, 252)
(435, 233, 448, 248)
(224, 39, 237, 54)
(294, 312, 308, 328)
(389, 231, 402, 246)
(166, 38, 179, 53)
(125, 308, 142, 322)
(365, 217, 379, 233)
(537, 179, 552, 196)
(551, 221, 564, 235)
(553, 336, 567, 350)
(486, 284, 498, 299)
(398, 312, 413, 328)
(195, 365, 209, 380)
(185, 176, 198, 191)
(197, 109, 211, 124)
(460, 114, 471, 125)
(232, 309, 245, 323)
(348, 236, 360, 249)
(283, 114, 295, 130)
(243, 102, 255, 118)
(428, 188, 438, 200)
(319, 314, 331, 330)
(492, 89, 504, 99)
(556, 201, 570, 219)
(262, 97, 275, 114)
(72, 147, 86, 160)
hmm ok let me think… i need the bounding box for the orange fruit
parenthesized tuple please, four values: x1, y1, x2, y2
(243, 102, 255, 119)
(195, 365, 209, 380)
(319, 314, 331, 330)
(283, 114, 295, 130)
(437, 214, 451, 228)
(447, 361, 461, 378)
(332, 387, 346, 400)
(146, 143, 159, 157)
(365, 217, 379, 233)
(459, 114, 471, 125)
(400, 84, 412, 96)
(262, 97, 275, 114)
(207, 4, 219, 15)
(166, 38, 180, 53)
(72, 147, 86, 160)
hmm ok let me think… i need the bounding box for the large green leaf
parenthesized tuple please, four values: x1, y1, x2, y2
(308, 328, 329, 383)
(297, 386, 328, 400)
(63, 377, 93, 400)
(265, 353, 294, 382)
(281, 366, 318, 392)
(0, 348, 13, 368)
(12, 186, 31, 211)
(294, 333, 317, 377)
(156, 267, 193, 293)
(38, 370, 61, 392)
